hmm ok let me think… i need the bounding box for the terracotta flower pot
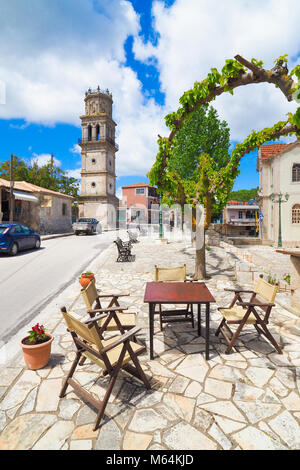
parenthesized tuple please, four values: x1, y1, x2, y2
(20, 334, 54, 370)
(79, 272, 95, 288)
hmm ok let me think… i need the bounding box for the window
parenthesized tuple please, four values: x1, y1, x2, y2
(292, 164, 300, 182)
(292, 204, 300, 224)
(91, 158, 96, 164)
(238, 211, 243, 219)
(62, 203, 67, 216)
(135, 188, 145, 195)
(91, 182, 96, 188)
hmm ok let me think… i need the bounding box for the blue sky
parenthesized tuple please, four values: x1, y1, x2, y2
(0, 0, 299, 196)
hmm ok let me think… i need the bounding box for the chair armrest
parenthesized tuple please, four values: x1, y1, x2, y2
(84, 313, 108, 325)
(101, 326, 141, 354)
(224, 288, 255, 293)
(96, 289, 130, 298)
(236, 301, 275, 307)
(87, 307, 128, 315)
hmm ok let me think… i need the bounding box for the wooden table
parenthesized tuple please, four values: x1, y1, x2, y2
(144, 281, 216, 360)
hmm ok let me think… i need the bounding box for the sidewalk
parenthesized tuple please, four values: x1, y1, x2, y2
(0, 236, 300, 450)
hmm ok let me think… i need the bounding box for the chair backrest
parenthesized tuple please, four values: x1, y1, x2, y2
(81, 279, 98, 309)
(254, 276, 278, 303)
(61, 309, 103, 351)
(154, 264, 186, 282)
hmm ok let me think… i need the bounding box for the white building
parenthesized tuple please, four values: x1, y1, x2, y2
(257, 140, 300, 247)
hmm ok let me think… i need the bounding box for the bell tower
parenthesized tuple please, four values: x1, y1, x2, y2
(78, 86, 119, 230)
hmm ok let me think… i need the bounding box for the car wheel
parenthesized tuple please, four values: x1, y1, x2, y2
(75, 231, 79, 236)
(10, 242, 18, 256)
(35, 238, 41, 249)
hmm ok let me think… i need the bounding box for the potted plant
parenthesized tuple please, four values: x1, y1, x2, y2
(79, 271, 95, 288)
(20, 323, 53, 370)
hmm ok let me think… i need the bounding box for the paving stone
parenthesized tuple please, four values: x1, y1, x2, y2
(168, 376, 189, 394)
(234, 400, 281, 424)
(208, 364, 242, 382)
(72, 424, 99, 440)
(233, 426, 287, 450)
(209, 423, 232, 450)
(69, 440, 93, 450)
(36, 378, 62, 412)
(245, 367, 274, 388)
(268, 410, 300, 449)
(123, 431, 152, 450)
(58, 399, 81, 419)
(0, 413, 57, 450)
(33, 421, 74, 450)
(162, 393, 195, 422)
(0, 367, 22, 387)
(214, 416, 246, 434)
(129, 409, 169, 432)
(175, 354, 209, 382)
(184, 381, 202, 398)
(19, 386, 38, 415)
(193, 408, 213, 431)
(162, 422, 217, 450)
(205, 378, 233, 399)
(94, 418, 121, 450)
(199, 400, 246, 423)
(0, 370, 40, 411)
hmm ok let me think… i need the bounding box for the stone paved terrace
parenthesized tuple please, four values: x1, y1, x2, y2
(0, 236, 300, 450)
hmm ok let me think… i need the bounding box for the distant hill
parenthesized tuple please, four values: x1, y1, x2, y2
(228, 188, 258, 202)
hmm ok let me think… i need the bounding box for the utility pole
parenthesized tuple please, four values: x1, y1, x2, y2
(271, 192, 289, 248)
(9, 153, 14, 223)
(159, 194, 164, 239)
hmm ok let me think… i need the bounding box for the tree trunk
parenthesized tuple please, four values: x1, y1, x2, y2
(193, 196, 213, 280)
(193, 204, 206, 280)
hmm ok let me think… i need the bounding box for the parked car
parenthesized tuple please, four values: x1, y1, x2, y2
(72, 218, 100, 235)
(0, 223, 41, 256)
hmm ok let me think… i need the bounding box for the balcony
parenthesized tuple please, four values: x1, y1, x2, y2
(78, 136, 119, 151)
(228, 217, 256, 226)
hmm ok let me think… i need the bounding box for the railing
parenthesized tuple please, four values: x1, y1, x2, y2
(229, 218, 256, 223)
(78, 136, 119, 150)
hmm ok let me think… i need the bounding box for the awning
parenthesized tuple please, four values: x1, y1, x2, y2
(13, 190, 39, 203)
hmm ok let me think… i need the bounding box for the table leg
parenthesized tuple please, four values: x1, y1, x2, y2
(149, 303, 154, 360)
(205, 303, 210, 361)
(197, 304, 201, 336)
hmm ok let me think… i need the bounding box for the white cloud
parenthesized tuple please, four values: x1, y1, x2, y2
(69, 144, 81, 155)
(0, 0, 166, 176)
(66, 168, 81, 180)
(30, 153, 61, 167)
(133, 0, 300, 141)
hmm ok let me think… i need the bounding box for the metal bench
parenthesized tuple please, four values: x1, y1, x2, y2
(127, 230, 140, 243)
(114, 237, 135, 262)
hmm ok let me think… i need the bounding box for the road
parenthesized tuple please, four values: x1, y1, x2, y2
(0, 232, 115, 344)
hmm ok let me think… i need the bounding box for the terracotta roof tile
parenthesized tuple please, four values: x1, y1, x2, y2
(0, 178, 73, 198)
(260, 143, 290, 161)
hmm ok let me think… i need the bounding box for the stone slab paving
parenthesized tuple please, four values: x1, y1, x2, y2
(0, 237, 300, 450)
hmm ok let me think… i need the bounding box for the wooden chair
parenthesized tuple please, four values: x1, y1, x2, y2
(59, 307, 151, 431)
(215, 275, 282, 354)
(81, 279, 136, 332)
(154, 264, 194, 330)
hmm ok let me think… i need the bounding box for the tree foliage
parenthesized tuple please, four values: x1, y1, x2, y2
(148, 54, 300, 212)
(228, 188, 258, 202)
(0, 155, 80, 199)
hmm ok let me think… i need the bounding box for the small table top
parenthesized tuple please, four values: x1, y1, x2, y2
(144, 281, 216, 304)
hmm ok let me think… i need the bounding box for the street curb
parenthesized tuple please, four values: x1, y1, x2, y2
(41, 232, 74, 241)
(0, 239, 115, 366)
